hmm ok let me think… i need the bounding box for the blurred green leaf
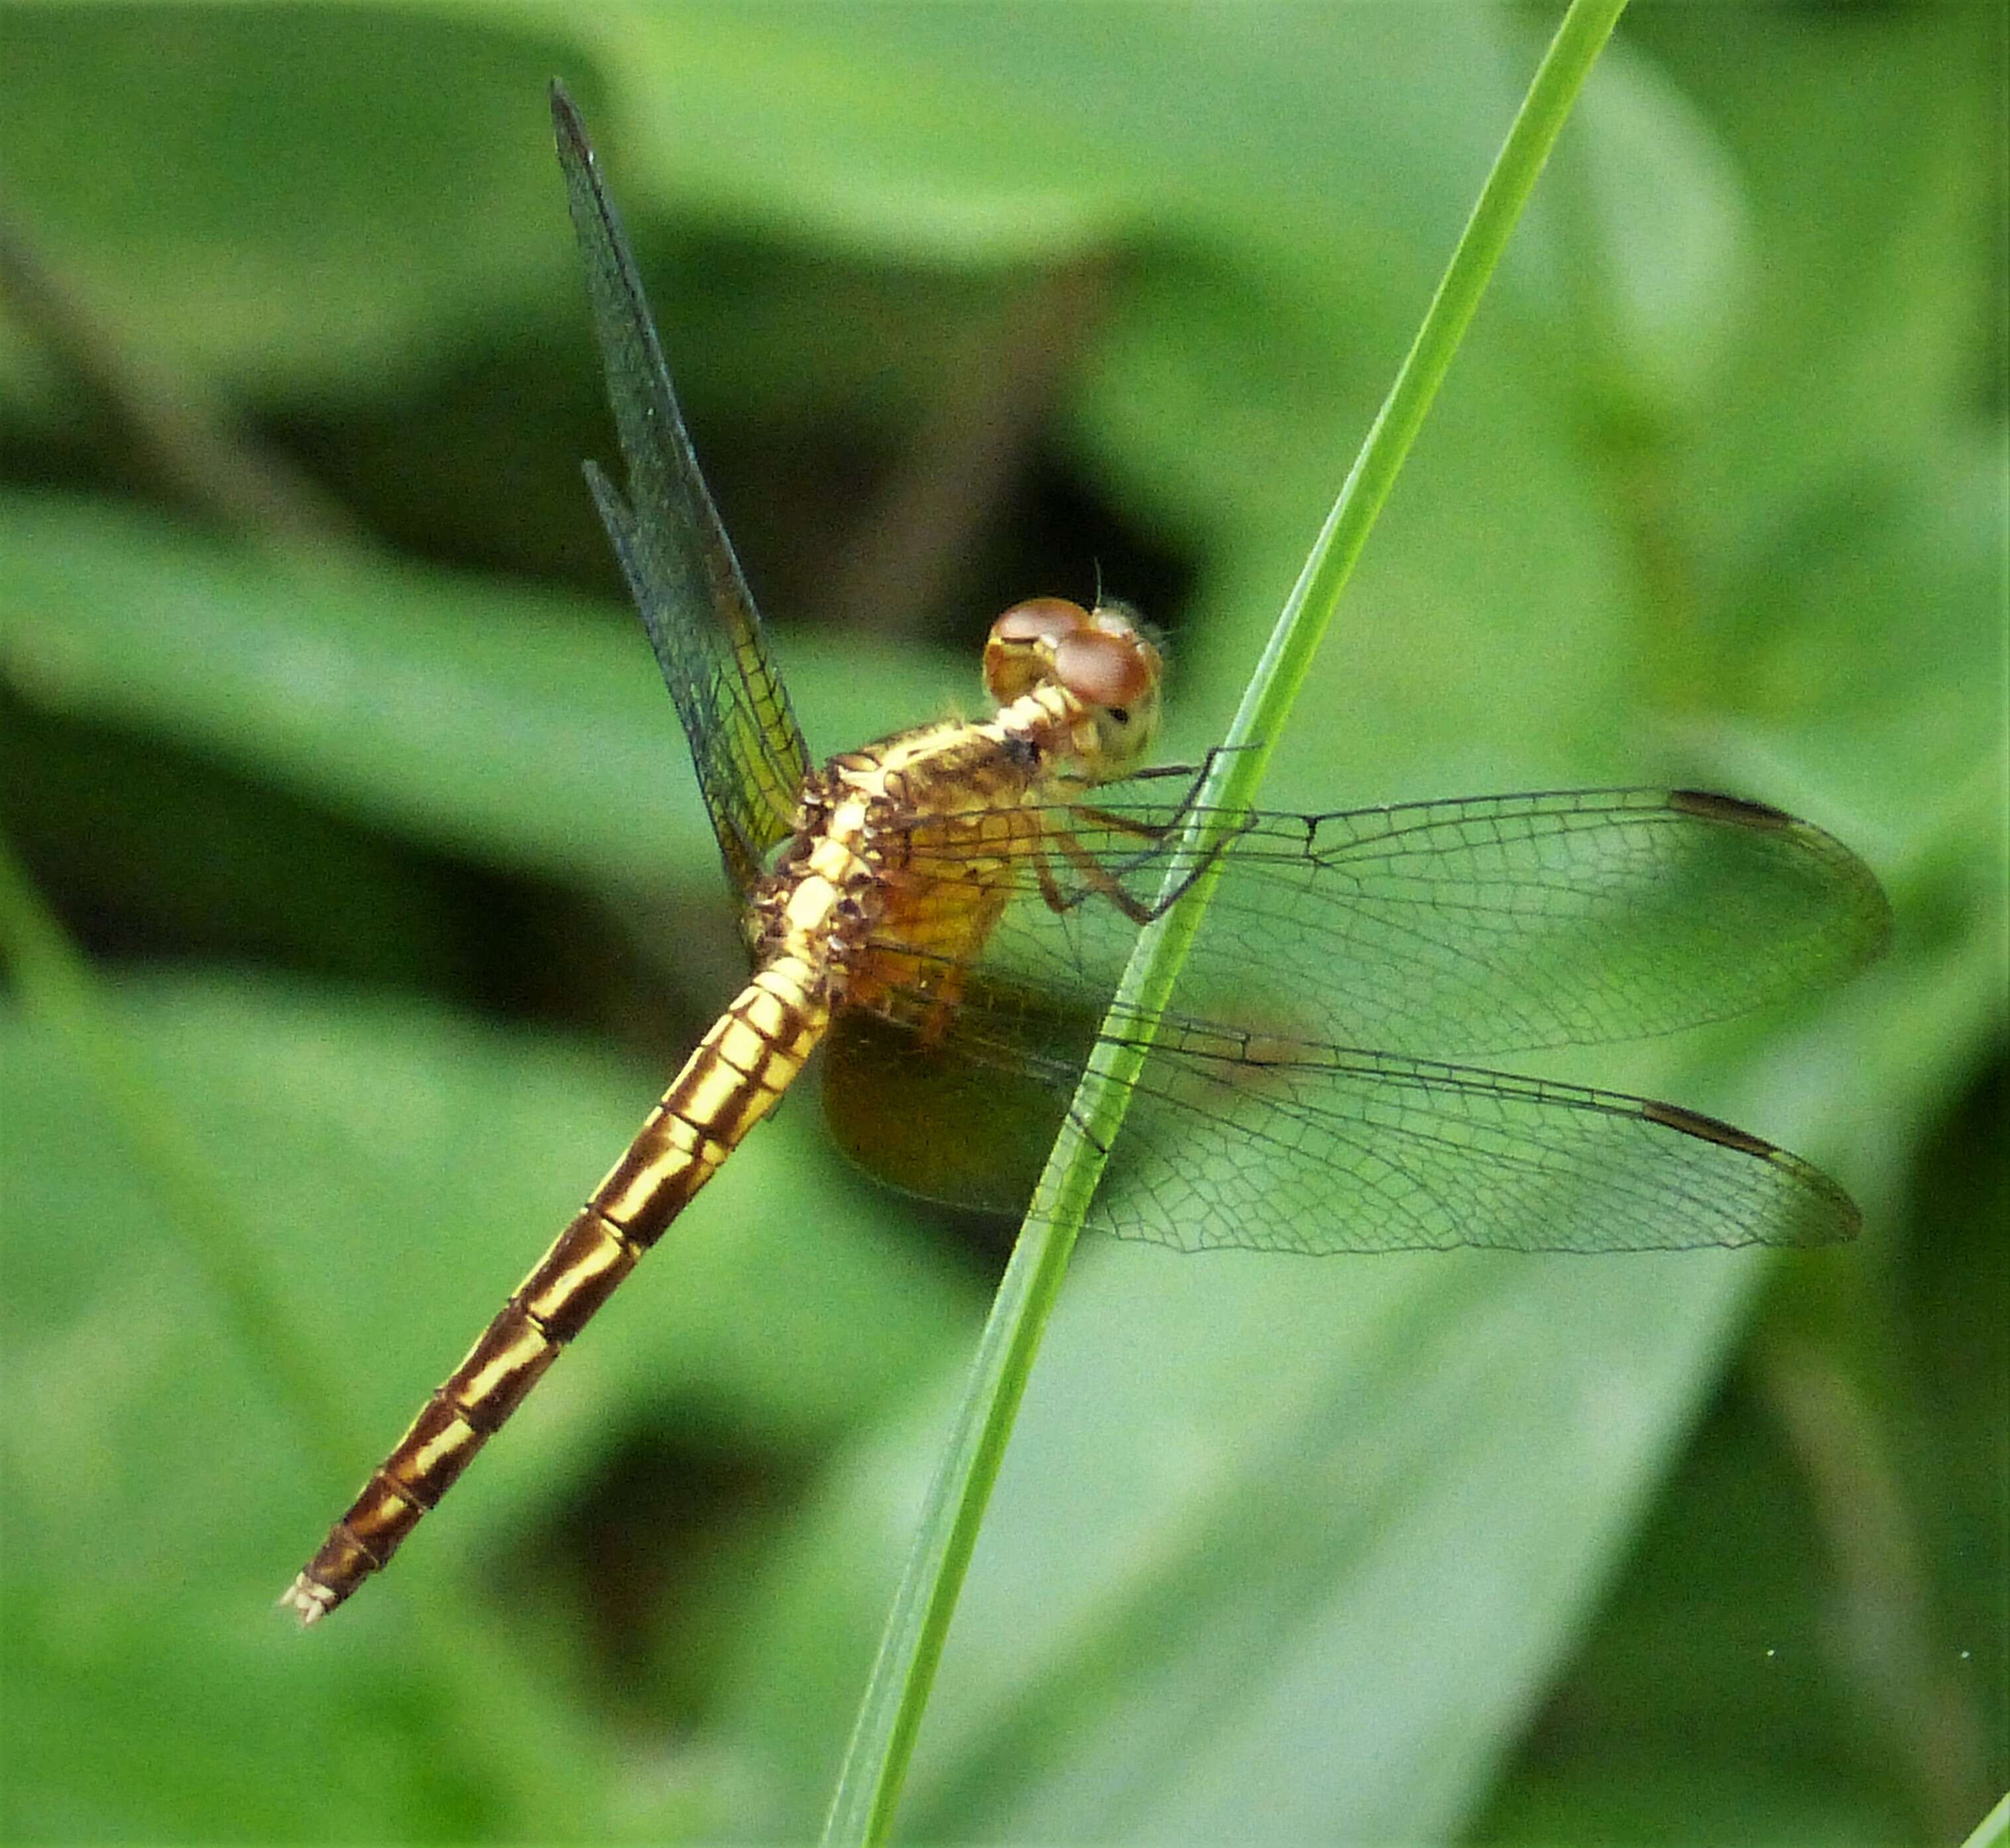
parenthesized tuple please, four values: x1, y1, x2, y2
(1632, 5, 1997, 553)
(0, 493, 965, 890)
(0, 7, 591, 402)
(723, 1226, 1780, 1841)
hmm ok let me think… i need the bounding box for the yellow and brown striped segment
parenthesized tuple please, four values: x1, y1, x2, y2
(281, 599, 1165, 1623)
(278, 963, 823, 1624)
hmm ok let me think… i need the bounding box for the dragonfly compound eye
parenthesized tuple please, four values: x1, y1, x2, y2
(1053, 627, 1159, 712)
(985, 597, 1091, 703)
(992, 597, 1090, 644)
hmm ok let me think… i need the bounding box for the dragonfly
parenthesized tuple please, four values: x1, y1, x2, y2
(280, 85, 1890, 1625)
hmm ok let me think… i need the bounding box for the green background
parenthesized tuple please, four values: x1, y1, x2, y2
(1, 5, 2002, 1843)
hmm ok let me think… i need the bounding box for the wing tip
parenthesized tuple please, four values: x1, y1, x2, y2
(1640, 1096, 1777, 1159)
(550, 78, 584, 148)
(1640, 1096, 1862, 1247)
(1669, 787, 1893, 978)
(1667, 787, 1793, 831)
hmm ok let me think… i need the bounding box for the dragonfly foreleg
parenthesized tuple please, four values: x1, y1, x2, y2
(1070, 743, 1244, 840)
(1037, 806, 1249, 926)
(1071, 747, 1256, 904)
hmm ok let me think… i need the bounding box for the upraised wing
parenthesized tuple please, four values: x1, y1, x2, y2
(552, 84, 811, 901)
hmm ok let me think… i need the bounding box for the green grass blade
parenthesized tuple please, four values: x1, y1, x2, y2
(819, 3, 1633, 1841)
(1964, 1794, 2010, 1848)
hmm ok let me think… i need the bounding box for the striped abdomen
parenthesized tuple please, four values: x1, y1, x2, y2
(281, 957, 827, 1625)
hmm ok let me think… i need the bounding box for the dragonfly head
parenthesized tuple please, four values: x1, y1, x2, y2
(984, 597, 1163, 780)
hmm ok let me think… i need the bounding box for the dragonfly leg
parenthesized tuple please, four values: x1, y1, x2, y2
(1067, 801, 1171, 842)
(1048, 830, 1158, 923)
(1033, 817, 1237, 926)
(1069, 744, 1238, 840)
(1039, 762, 1257, 923)
(1071, 747, 1257, 897)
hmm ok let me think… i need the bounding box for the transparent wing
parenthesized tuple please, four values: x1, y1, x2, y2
(1092, 1011, 1859, 1251)
(552, 84, 811, 900)
(823, 786, 1885, 1251)
(825, 984, 1860, 1253)
(912, 785, 1891, 1059)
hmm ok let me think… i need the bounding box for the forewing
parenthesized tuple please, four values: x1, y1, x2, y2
(932, 785, 1890, 1059)
(552, 85, 811, 899)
